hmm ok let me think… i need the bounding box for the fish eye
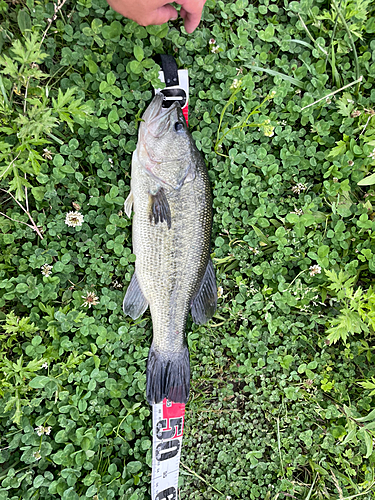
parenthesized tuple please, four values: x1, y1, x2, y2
(174, 122, 183, 132)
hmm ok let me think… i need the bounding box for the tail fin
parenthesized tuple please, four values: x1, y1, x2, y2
(146, 343, 190, 405)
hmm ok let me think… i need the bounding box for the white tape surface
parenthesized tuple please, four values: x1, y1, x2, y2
(151, 399, 185, 500)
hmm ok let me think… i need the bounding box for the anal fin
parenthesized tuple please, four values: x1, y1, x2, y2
(191, 258, 217, 325)
(123, 272, 148, 320)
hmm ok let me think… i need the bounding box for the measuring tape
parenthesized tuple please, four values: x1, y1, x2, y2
(151, 399, 185, 500)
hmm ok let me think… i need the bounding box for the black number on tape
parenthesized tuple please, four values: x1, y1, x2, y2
(155, 486, 176, 500)
(156, 417, 183, 440)
(156, 439, 180, 461)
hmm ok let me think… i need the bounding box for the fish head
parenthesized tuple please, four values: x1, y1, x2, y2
(137, 93, 195, 189)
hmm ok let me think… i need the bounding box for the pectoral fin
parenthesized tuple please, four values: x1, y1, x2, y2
(191, 258, 217, 325)
(124, 191, 133, 218)
(149, 188, 171, 229)
(123, 272, 149, 320)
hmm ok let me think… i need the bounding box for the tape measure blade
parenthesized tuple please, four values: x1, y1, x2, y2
(151, 399, 185, 500)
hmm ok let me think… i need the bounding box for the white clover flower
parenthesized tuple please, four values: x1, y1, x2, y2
(291, 208, 303, 215)
(209, 38, 216, 44)
(211, 45, 220, 53)
(263, 125, 275, 137)
(368, 148, 375, 161)
(292, 183, 307, 195)
(42, 362, 48, 369)
(65, 211, 84, 227)
(309, 265, 321, 277)
(112, 280, 123, 289)
(82, 291, 99, 308)
(249, 247, 260, 255)
(230, 78, 241, 90)
(41, 264, 53, 277)
(269, 90, 276, 98)
(108, 157, 113, 164)
(35, 425, 52, 436)
(42, 148, 53, 160)
(217, 286, 223, 298)
(33, 451, 42, 460)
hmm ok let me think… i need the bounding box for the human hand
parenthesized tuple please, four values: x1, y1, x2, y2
(106, 0, 207, 33)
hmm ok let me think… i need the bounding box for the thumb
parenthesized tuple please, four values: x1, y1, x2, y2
(144, 4, 178, 25)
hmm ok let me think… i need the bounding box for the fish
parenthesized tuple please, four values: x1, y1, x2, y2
(123, 93, 217, 405)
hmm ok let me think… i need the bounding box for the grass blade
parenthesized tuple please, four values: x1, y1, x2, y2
(283, 38, 316, 51)
(332, 0, 360, 93)
(297, 13, 328, 55)
(244, 63, 305, 88)
(0, 75, 9, 105)
(300, 76, 362, 110)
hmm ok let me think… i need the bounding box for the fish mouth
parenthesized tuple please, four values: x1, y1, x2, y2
(142, 93, 181, 139)
(139, 93, 187, 168)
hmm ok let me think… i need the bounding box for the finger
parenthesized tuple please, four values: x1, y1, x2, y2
(106, 0, 130, 18)
(182, 10, 202, 32)
(141, 4, 178, 25)
(179, 1, 205, 33)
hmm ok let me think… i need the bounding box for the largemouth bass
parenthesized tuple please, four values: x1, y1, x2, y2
(123, 93, 217, 404)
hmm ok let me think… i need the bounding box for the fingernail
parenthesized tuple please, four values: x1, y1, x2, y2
(170, 14, 178, 21)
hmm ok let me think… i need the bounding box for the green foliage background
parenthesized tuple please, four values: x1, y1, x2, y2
(1, 0, 375, 498)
